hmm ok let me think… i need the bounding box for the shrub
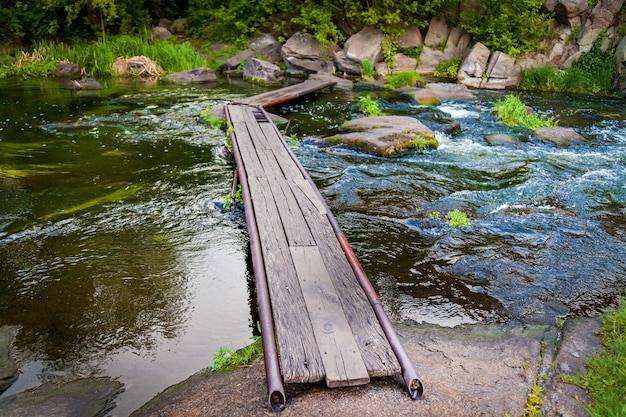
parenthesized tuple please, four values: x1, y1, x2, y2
(433, 58, 461, 78)
(493, 95, 558, 128)
(460, 0, 551, 57)
(385, 71, 424, 89)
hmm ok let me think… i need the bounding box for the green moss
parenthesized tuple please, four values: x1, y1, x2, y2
(243, 75, 283, 86)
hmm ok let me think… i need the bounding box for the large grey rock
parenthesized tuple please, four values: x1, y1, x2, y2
(614, 36, 626, 97)
(423, 16, 450, 48)
(554, 0, 589, 26)
(248, 33, 282, 64)
(534, 127, 585, 147)
(0, 378, 124, 417)
(56, 63, 81, 78)
(458, 42, 490, 88)
(282, 32, 335, 74)
(333, 50, 362, 75)
(0, 327, 17, 395)
(170, 18, 187, 35)
(417, 46, 447, 74)
(61, 78, 103, 90)
(282, 32, 322, 60)
(162, 68, 217, 84)
(218, 49, 255, 72)
(325, 116, 438, 157)
(444, 27, 472, 59)
(480, 51, 522, 89)
(344, 26, 384, 65)
(151, 26, 172, 40)
(542, 319, 603, 417)
(393, 53, 418, 72)
(577, 0, 625, 52)
(398, 27, 423, 50)
(243, 58, 284, 86)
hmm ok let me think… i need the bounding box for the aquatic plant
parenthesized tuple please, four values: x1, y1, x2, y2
(493, 95, 558, 129)
(357, 95, 385, 117)
(445, 209, 471, 228)
(211, 337, 262, 372)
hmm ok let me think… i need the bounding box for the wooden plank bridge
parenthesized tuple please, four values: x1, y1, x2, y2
(225, 82, 422, 411)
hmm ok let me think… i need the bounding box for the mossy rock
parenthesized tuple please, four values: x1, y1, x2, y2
(324, 116, 438, 157)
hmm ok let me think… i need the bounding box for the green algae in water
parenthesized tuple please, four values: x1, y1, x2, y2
(0, 164, 72, 179)
(40, 184, 144, 221)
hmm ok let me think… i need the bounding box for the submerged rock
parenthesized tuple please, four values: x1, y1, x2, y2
(485, 133, 520, 146)
(0, 377, 124, 417)
(162, 68, 217, 84)
(325, 116, 438, 157)
(534, 127, 585, 147)
(402, 82, 477, 104)
(0, 327, 18, 395)
(60, 78, 103, 90)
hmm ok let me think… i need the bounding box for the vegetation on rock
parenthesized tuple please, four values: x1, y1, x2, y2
(493, 95, 558, 129)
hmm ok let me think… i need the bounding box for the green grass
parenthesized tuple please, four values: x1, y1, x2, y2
(360, 60, 375, 81)
(384, 71, 424, 89)
(211, 336, 263, 372)
(0, 35, 210, 79)
(564, 296, 626, 416)
(433, 58, 461, 79)
(493, 95, 558, 129)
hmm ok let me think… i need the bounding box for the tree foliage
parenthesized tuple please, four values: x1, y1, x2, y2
(459, 0, 551, 57)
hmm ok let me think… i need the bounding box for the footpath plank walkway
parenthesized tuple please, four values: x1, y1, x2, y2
(225, 100, 422, 410)
(231, 79, 336, 108)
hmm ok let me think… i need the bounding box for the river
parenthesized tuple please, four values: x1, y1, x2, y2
(0, 77, 624, 416)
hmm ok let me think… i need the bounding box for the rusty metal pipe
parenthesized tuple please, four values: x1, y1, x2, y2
(259, 105, 424, 400)
(226, 107, 286, 411)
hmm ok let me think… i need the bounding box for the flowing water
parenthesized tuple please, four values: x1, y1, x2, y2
(0, 78, 624, 416)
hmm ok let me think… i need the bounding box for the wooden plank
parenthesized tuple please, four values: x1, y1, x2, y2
(290, 182, 401, 376)
(227, 104, 248, 124)
(290, 246, 370, 388)
(248, 176, 325, 383)
(256, 148, 315, 247)
(292, 178, 327, 215)
(258, 122, 304, 180)
(233, 79, 336, 108)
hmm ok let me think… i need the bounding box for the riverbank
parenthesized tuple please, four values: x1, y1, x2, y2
(130, 319, 601, 417)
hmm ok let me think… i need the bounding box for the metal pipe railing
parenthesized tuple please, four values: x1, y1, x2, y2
(225, 106, 286, 411)
(259, 105, 424, 400)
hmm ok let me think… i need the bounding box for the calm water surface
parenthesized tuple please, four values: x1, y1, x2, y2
(0, 78, 624, 416)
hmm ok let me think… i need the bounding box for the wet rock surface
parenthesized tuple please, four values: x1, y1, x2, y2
(0, 378, 124, 417)
(130, 322, 600, 417)
(0, 327, 17, 395)
(162, 68, 217, 84)
(326, 116, 438, 157)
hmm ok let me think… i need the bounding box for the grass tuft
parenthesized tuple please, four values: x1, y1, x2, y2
(493, 95, 558, 129)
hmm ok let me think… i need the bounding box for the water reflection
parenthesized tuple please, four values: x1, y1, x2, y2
(0, 79, 255, 416)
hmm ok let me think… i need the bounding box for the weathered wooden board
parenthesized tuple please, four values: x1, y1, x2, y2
(248, 175, 325, 383)
(291, 245, 370, 387)
(225, 103, 401, 388)
(232, 79, 337, 108)
(289, 180, 402, 376)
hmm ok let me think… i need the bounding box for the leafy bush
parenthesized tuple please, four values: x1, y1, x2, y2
(385, 71, 424, 89)
(493, 95, 558, 128)
(433, 58, 461, 78)
(460, 0, 551, 57)
(519, 35, 617, 96)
